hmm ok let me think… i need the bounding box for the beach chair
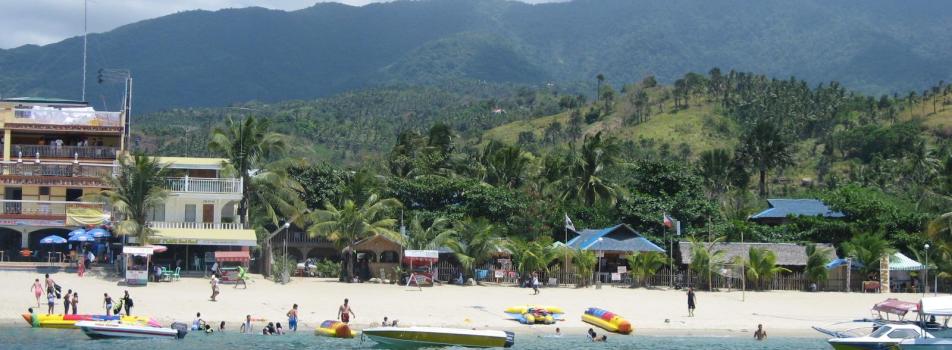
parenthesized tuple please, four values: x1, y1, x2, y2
(172, 267, 181, 281)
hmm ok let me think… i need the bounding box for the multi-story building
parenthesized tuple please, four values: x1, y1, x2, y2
(0, 97, 255, 268)
(0, 97, 120, 256)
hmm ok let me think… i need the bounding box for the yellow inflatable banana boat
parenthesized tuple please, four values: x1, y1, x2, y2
(22, 313, 159, 329)
(314, 320, 356, 338)
(582, 307, 632, 334)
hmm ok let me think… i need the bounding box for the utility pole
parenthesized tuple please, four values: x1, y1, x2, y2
(82, 0, 88, 101)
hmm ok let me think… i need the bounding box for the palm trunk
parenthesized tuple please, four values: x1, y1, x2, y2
(238, 174, 250, 225)
(758, 168, 767, 197)
(347, 239, 355, 283)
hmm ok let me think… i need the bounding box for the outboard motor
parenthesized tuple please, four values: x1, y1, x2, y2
(504, 331, 515, 348)
(170, 322, 189, 339)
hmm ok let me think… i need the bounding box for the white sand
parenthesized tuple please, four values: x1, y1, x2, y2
(0, 270, 926, 337)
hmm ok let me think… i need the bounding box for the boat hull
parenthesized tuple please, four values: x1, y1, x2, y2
(21, 313, 158, 329)
(75, 321, 182, 339)
(900, 339, 952, 350)
(828, 339, 901, 350)
(363, 327, 514, 348)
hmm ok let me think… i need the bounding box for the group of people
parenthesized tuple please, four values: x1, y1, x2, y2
(29, 274, 134, 316)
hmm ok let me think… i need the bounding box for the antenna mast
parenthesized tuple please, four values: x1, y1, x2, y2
(82, 0, 88, 102)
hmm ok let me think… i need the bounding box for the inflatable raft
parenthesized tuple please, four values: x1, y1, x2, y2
(582, 308, 632, 334)
(504, 305, 564, 325)
(314, 320, 356, 338)
(21, 313, 159, 329)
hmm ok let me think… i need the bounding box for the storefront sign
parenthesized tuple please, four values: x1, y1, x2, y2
(611, 273, 621, 281)
(0, 218, 66, 227)
(617, 266, 627, 273)
(152, 238, 256, 247)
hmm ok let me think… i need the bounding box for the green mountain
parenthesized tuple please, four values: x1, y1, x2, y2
(2, 0, 952, 112)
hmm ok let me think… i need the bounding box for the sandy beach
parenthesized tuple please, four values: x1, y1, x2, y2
(0, 270, 926, 337)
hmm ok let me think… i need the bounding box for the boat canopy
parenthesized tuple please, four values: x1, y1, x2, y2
(873, 298, 919, 317)
(920, 296, 952, 316)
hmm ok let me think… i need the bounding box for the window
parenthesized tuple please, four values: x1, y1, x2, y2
(66, 188, 83, 201)
(146, 204, 166, 222)
(379, 251, 400, 263)
(184, 204, 197, 222)
(39, 187, 50, 196)
(886, 329, 920, 339)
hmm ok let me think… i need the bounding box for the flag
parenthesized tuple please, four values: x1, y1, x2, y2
(564, 214, 576, 232)
(663, 213, 673, 228)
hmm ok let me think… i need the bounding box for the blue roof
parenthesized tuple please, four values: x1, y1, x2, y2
(750, 199, 844, 220)
(566, 224, 664, 253)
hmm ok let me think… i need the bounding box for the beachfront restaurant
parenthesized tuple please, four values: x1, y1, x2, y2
(133, 226, 257, 277)
(826, 252, 930, 293)
(566, 224, 665, 284)
(351, 234, 403, 282)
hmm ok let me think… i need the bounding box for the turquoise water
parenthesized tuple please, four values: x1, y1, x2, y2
(0, 327, 829, 349)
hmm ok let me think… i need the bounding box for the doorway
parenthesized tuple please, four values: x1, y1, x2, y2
(202, 204, 214, 224)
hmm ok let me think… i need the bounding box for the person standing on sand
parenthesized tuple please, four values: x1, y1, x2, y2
(687, 288, 696, 317)
(754, 324, 767, 340)
(46, 292, 55, 314)
(103, 293, 113, 315)
(30, 279, 43, 307)
(210, 274, 220, 301)
(286, 304, 298, 332)
(338, 299, 355, 324)
(71, 293, 79, 315)
(64, 289, 73, 314)
(531, 272, 540, 295)
(44, 274, 55, 295)
(122, 290, 133, 316)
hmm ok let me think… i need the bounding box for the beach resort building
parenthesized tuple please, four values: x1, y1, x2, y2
(566, 224, 665, 283)
(0, 97, 120, 260)
(749, 198, 844, 225)
(677, 241, 839, 290)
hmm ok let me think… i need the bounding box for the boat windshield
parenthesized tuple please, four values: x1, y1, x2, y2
(869, 326, 893, 338)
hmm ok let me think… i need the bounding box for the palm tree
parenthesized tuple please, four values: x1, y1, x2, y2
(208, 116, 288, 224)
(688, 236, 727, 290)
(626, 252, 668, 288)
(696, 148, 733, 199)
(555, 131, 622, 206)
(480, 141, 531, 189)
(842, 232, 895, 281)
(94, 153, 169, 245)
(804, 244, 833, 290)
(737, 120, 794, 197)
(308, 194, 403, 282)
(405, 215, 457, 251)
(928, 211, 952, 243)
(509, 239, 558, 278)
(573, 248, 597, 287)
(745, 247, 791, 290)
(449, 218, 507, 278)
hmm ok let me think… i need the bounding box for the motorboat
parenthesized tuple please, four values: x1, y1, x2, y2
(21, 313, 160, 329)
(896, 296, 952, 349)
(75, 321, 188, 339)
(826, 323, 930, 350)
(362, 326, 515, 348)
(899, 338, 952, 349)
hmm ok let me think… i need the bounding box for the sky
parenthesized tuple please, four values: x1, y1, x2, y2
(0, 0, 557, 49)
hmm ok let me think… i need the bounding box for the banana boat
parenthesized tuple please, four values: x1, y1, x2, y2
(21, 313, 159, 329)
(582, 307, 632, 334)
(314, 320, 356, 338)
(504, 305, 564, 325)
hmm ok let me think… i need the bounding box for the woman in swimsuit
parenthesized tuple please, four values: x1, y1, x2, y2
(71, 293, 78, 315)
(30, 279, 43, 307)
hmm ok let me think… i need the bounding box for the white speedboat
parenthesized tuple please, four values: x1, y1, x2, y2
(362, 326, 514, 348)
(825, 323, 931, 350)
(75, 321, 188, 339)
(900, 338, 952, 349)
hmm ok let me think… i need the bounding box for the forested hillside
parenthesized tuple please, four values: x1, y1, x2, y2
(2, 0, 952, 112)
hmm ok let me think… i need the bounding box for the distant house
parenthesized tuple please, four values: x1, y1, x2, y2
(749, 199, 844, 225)
(677, 242, 838, 270)
(566, 224, 664, 282)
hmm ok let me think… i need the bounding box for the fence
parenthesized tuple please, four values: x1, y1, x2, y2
(165, 177, 242, 194)
(147, 221, 246, 230)
(13, 145, 118, 160)
(0, 162, 115, 178)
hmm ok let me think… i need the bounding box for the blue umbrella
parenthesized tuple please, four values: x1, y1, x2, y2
(87, 228, 110, 238)
(68, 234, 94, 242)
(68, 228, 86, 237)
(40, 235, 67, 244)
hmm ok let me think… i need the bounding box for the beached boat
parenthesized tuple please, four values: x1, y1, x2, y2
(582, 307, 632, 334)
(362, 326, 515, 348)
(314, 320, 356, 338)
(75, 321, 187, 339)
(504, 305, 564, 325)
(20, 313, 160, 329)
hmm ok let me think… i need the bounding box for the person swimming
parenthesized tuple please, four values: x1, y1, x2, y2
(587, 328, 597, 340)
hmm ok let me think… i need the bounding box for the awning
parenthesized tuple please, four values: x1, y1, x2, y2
(150, 228, 257, 247)
(215, 251, 250, 262)
(873, 298, 918, 317)
(66, 207, 109, 226)
(890, 252, 927, 271)
(921, 296, 952, 316)
(123, 246, 154, 256)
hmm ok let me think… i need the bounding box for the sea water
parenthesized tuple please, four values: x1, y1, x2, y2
(0, 326, 828, 349)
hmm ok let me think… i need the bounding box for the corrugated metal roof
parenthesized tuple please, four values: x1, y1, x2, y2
(566, 224, 664, 253)
(750, 199, 844, 220)
(1, 97, 87, 104)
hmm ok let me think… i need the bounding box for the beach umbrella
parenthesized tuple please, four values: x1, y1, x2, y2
(39, 235, 67, 244)
(68, 228, 86, 237)
(68, 234, 94, 243)
(87, 228, 110, 238)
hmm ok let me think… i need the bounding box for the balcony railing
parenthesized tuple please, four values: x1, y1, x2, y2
(148, 221, 246, 230)
(13, 145, 119, 160)
(277, 230, 332, 245)
(12, 109, 122, 127)
(165, 177, 242, 194)
(0, 161, 115, 178)
(0, 199, 105, 217)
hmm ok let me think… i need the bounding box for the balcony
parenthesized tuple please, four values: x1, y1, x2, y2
(13, 145, 119, 160)
(0, 161, 115, 187)
(165, 177, 242, 194)
(0, 199, 105, 219)
(148, 221, 247, 230)
(12, 109, 122, 127)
